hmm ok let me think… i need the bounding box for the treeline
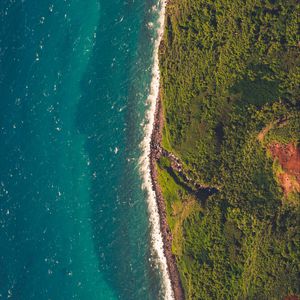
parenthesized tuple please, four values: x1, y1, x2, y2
(158, 0, 299, 299)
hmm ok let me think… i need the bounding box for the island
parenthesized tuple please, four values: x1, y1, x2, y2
(152, 0, 300, 299)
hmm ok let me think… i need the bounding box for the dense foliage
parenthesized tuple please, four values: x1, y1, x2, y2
(158, 0, 300, 299)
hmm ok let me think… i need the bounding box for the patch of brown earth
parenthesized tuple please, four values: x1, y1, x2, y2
(284, 295, 300, 300)
(258, 123, 274, 142)
(269, 143, 300, 195)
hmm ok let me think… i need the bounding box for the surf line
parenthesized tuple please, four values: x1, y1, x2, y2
(139, 1, 174, 299)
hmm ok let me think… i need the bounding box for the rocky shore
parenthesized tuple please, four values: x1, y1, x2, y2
(149, 92, 185, 300)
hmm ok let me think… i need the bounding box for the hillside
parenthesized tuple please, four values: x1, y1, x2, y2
(158, 0, 300, 299)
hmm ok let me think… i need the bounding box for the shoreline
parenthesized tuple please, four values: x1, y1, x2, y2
(139, 0, 184, 299)
(149, 91, 185, 300)
(139, 0, 174, 299)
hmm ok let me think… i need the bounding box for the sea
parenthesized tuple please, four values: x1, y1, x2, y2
(0, 0, 170, 299)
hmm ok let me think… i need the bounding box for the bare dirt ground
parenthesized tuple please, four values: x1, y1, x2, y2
(284, 296, 300, 300)
(269, 143, 300, 196)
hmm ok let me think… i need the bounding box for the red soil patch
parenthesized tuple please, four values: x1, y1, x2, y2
(284, 296, 300, 300)
(269, 143, 300, 195)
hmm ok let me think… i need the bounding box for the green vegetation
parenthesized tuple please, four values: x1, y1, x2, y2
(158, 0, 300, 298)
(263, 112, 300, 145)
(157, 157, 201, 255)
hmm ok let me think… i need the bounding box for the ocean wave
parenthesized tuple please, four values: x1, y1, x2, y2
(139, 1, 174, 300)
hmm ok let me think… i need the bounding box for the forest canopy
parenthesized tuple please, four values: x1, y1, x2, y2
(158, 0, 300, 299)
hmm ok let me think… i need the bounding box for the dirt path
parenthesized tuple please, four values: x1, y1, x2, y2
(257, 118, 288, 142)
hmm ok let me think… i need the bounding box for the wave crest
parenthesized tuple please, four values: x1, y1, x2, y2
(139, 1, 174, 299)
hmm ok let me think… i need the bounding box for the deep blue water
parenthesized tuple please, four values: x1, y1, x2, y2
(0, 0, 162, 299)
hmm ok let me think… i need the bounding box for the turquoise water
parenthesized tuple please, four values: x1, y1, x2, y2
(0, 0, 163, 299)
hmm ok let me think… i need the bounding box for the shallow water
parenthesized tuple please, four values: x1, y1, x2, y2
(0, 0, 163, 299)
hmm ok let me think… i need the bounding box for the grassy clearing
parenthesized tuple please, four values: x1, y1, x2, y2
(156, 158, 201, 255)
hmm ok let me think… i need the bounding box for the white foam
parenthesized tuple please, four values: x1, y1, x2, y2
(139, 1, 174, 299)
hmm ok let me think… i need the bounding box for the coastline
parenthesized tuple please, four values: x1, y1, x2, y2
(139, 0, 184, 299)
(143, 0, 300, 299)
(139, 0, 175, 299)
(150, 91, 185, 300)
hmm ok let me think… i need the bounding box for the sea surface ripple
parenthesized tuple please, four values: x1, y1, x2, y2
(0, 0, 167, 299)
